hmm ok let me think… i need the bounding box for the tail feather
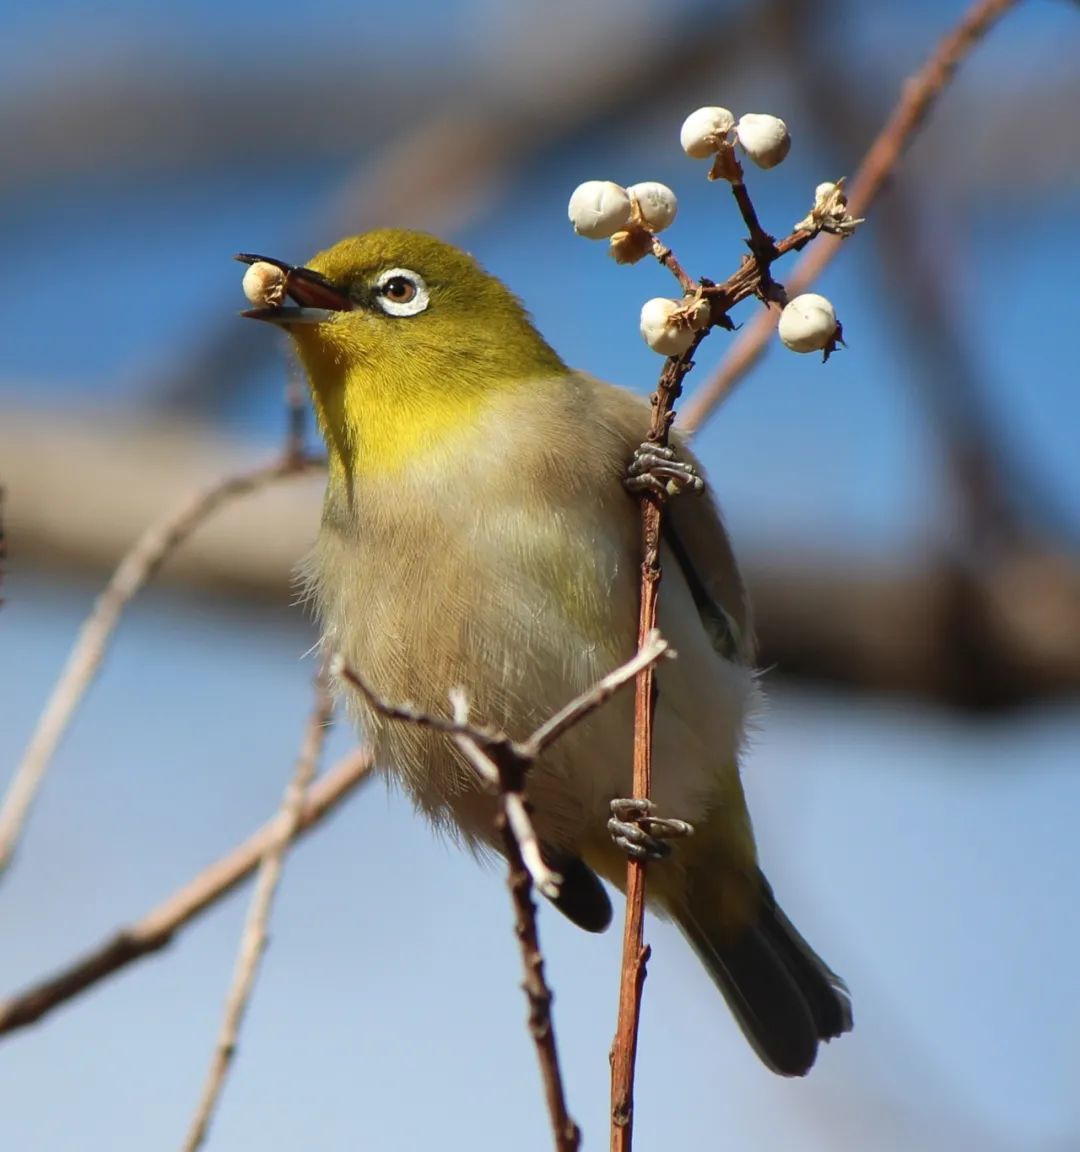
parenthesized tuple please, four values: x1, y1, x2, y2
(677, 871, 852, 1077)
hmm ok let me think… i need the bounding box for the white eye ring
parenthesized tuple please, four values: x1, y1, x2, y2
(374, 267, 430, 317)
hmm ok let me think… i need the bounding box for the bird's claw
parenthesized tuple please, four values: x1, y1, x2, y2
(624, 444, 704, 501)
(608, 798, 694, 861)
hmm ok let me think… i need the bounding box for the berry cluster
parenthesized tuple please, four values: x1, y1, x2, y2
(568, 105, 862, 362)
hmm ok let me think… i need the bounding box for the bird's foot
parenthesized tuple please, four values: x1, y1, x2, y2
(624, 443, 704, 501)
(608, 798, 694, 861)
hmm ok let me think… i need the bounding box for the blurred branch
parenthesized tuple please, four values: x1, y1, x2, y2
(776, 0, 1073, 555)
(0, 411, 326, 596)
(681, 0, 1023, 431)
(180, 675, 334, 1152)
(0, 443, 323, 878)
(0, 747, 373, 1038)
(5, 412, 1078, 709)
(753, 548, 1080, 710)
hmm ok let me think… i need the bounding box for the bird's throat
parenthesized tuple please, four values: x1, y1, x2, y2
(298, 347, 504, 483)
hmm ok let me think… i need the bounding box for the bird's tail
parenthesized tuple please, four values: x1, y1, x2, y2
(675, 869, 853, 1076)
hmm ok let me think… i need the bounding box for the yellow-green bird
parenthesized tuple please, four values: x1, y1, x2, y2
(239, 229, 852, 1076)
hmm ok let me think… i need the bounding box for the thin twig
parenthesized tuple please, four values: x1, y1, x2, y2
(450, 708, 566, 901)
(496, 778, 581, 1152)
(0, 747, 373, 1038)
(332, 656, 507, 746)
(524, 631, 670, 754)
(681, 0, 1022, 431)
(719, 144, 780, 281)
(334, 633, 671, 769)
(611, 338, 705, 1152)
(650, 238, 699, 294)
(606, 5, 1022, 1139)
(0, 453, 323, 879)
(180, 675, 335, 1152)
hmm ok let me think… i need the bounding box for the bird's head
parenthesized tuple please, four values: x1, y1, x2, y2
(238, 230, 567, 479)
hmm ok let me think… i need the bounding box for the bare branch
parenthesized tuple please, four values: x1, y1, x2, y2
(493, 776, 582, 1152)
(332, 655, 507, 747)
(180, 676, 335, 1152)
(611, 339, 705, 1152)
(330, 640, 670, 1152)
(0, 748, 373, 1038)
(0, 453, 323, 879)
(681, 0, 1023, 431)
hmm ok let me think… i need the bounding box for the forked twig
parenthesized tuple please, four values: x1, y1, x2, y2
(333, 633, 671, 1152)
(0, 453, 324, 878)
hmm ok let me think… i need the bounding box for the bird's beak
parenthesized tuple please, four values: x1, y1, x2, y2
(234, 253, 353, 324)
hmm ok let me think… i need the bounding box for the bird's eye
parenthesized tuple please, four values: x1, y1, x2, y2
(383, 277, 416, 303)
(373, 268, 429, 317)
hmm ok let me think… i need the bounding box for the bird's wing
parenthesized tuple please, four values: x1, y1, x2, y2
(588, 374, 756, 666)
(662, 459, 756, 665)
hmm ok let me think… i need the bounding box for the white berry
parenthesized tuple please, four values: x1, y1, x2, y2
(736, 114, 791, 170)
(242, 262, 287, 307)
(627, 181, 678, 233)
(640, 297, 695, 356)
(568, 180, 633, 239)
(679, 106, 736, 158)
(778, 293, 837, 353)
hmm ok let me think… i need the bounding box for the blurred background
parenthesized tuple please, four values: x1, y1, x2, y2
(3, 0, 1079, 1149)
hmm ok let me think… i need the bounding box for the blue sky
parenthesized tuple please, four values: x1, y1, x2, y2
(2, 1, 1079, 1149)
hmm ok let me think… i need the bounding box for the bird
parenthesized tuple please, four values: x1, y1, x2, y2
(238, 229, 852, 1076)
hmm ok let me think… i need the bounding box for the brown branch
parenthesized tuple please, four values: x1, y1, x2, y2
(611, 111, 812, 1147)
(608, 4, 1022, 1127)
(681, 0, 1022, 431)
(611, 101, 849, 1139)
(524, 632, 671, 754)
(0, 452, 323, 879)
(720, 144, 781, 281)
(701, 227, 815, 315)
(650, 237, 698, 294)
(498, 810, 580, 1152)
(611, 339, 705, 1152)
(729, 180, 778, 273)
(180, 676, 335, 1152)
(0, 747, 372, 1037)
(335, 638, 670, 1152)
